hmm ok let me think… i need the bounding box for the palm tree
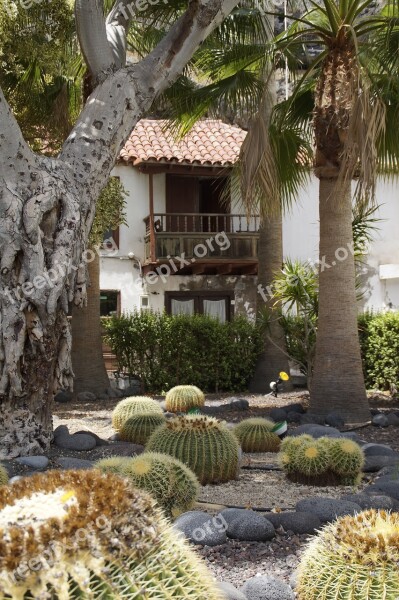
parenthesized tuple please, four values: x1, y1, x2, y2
(132, 6, 312, 390)
(268, 0, 399, 422)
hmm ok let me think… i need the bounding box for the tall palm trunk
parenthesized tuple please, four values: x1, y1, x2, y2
(310, 178, 369, 422)
(249, 213, 292, 392)
(71, 252, 110, 396)
(309, 42, 370, 424)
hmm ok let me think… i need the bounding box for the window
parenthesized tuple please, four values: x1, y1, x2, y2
(100, 290, 120, 316)
(165, 292, 232, 322)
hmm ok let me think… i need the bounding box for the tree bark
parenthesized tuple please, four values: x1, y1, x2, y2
(0, 0, 240, 458)
(71, 252, 109, 396)
(249, 215, 292, 393)
(310, 177, 370, 423)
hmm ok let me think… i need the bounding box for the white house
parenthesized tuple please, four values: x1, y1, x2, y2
(100, 119, 399, 319)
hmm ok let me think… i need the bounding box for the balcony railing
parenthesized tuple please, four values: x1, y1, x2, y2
(143, 213, 259, 265)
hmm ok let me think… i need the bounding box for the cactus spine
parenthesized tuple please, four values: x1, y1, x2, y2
(119, 413, 166, 444)
(279, 435, 364, 485)
(112, 396, 163, 431)
(328, 438, 365, 476)
(165, 385, 205, 413)
(146, 415, 239, 484)
(297, 509, 399, 600)
(97, 452, 199, 519)
(0, 470, 223, 599)
(233, 418, 280, 452)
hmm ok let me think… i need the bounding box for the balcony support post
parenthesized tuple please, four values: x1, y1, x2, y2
(148, 173, 156, 263)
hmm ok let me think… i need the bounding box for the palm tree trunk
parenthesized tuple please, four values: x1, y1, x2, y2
(71, 252, 110, 396)
(310, 178, 370, 423)
(249, 213, 292, 393)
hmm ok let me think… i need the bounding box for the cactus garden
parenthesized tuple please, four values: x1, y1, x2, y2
(1, 388, 398, 599)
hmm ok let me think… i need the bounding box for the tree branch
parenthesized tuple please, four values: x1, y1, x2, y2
(75, 0, 115, 82)
(0, 86, 35, 180)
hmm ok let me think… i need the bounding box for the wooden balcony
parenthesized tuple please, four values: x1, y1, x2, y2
(143, 213, 259, 275)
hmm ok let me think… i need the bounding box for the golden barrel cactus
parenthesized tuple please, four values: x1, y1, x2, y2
(0, 470, 223, 599)
(233, 418, 280, 452)
(298, 509, 399, 599)
(112, 396, 163, 431)
(146, 415, 239, 484)
(165, 385, 205, 413)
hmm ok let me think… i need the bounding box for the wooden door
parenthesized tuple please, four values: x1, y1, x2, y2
(166, 175, 199, 231)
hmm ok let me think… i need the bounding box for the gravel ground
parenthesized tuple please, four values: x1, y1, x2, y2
(196, 533, 305, 589)
(50, 389, 398, 591)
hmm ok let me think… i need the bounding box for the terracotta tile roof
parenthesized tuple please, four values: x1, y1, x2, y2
(120, 119, 246, 166)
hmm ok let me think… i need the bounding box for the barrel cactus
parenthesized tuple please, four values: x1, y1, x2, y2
(112, 396, 163, 431)
(233, 418, 280, 452)
(328, 438, 365, 476)
(165, 385, 205, 413)
(0, 466, 8, 487)
(95, 456, 130, 474)
(98, 452, 199, 519)
(294, 439, 331, 477)
(297, 509, 399, 599)
(119, 413, 166, 444)
(146, 415, 239, 484)
(0, 469, 223, 599)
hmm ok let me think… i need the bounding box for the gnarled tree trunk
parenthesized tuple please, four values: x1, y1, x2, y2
(0, 0, 240, 458)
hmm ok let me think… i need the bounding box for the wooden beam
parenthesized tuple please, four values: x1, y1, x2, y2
(239, 264, 258, 275)
(217, 264, 234, 275)
(148, 173, 156, 263)
(191, 263, 207, 275)
(136, 163, 231, 177)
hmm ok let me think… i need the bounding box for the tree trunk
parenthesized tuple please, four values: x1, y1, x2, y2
(310, 177, 370, 423)
(0, 0, 240, 457)
(249, 214, 292, 393)
(71, 252, 110, 396)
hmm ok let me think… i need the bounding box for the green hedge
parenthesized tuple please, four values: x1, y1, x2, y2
(358, 311, 399, 391)
(103, 312, 262, 393)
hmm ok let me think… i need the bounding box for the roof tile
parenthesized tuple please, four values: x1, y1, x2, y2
(119, 119, 246, 166)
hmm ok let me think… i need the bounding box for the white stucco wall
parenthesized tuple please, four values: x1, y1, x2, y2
(100, 163, 399, 314)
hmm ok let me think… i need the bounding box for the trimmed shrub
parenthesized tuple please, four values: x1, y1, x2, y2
(97, 452, 199, 519)
(233, 418, 280, 452)
(104, 311, 262, 393)
(359, 311, 399, 391)
(146, 415, 240, 484)
(165, 385, 205, 413)
(298, 509, 399, 599)
(112, 397, 163, 431)
(0, 470, 222, 598)
(119, 413, 166, 444)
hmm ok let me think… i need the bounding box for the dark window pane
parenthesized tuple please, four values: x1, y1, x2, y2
(100, 290, 119, 316)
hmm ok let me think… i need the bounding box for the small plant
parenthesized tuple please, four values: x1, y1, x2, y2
(119, 413, 166, 444)
(112, 396, 163, 431)
(0, 470, 222, 598)
(233, 418, 280, 452)
(297, 509, 399, 599)
(294, 439, 330, 477)
(146, 415, 240, 484)
(279, 435, 364, 486)
(165, 385, 205, 413)
(0, 465, 8, 487)
(97, 452, 199, 519)
(328, 438, 365, 477)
